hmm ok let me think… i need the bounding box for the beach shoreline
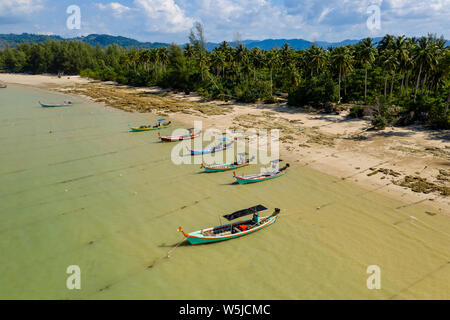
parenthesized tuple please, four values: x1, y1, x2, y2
(2, 73, 449, 215)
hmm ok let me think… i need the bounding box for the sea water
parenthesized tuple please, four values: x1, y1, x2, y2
(0, 85, 448, 299)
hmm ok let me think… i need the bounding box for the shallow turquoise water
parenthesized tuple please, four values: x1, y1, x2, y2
(0, 85, 449, 299)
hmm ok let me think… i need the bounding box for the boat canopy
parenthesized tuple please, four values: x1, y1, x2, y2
(223, 205, 268, 221)
(158, 118, 166, 122)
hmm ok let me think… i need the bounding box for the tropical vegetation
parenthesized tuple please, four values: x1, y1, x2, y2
(1, 25, 449, 128)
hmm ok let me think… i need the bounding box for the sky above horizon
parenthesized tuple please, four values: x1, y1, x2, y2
(0, 0, 449, 43)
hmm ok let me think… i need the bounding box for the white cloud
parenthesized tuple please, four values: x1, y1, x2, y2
(96, 2, 131, 17)
(134, 0, 195, 33)
(0, 0, 44, 17)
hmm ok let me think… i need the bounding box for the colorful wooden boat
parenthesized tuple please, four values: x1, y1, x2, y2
(201, 161, 249, 172)
(201, 155, 254, 172)
(39, 101, 72, 107)
(188, 139, 234, 155)
(158, 128, 201, 142)
(0, 84, 7, 88)
(130, 119, 171, 132)
(178, 205, 280, 245)
(233, 164, 290, 184)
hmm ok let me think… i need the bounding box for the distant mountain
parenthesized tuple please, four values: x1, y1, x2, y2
(0, 33, 448, 51)
(70, 34, 167, 49)
(0, 33, 167, 50)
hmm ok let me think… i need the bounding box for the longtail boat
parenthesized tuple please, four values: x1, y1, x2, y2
(188, 139, 233, 155)
(158, 128, 201, 142)
(130, 119, 171, 132)
(201, 155, 254, 173)
(178, 205, 280, 245)
(233, 164, 290, 184)
(0, 84, 7, 88)
(39, 101, 72, 108)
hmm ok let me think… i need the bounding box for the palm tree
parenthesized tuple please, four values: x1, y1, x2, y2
(378, 34, 395, 51)
(266, 49, 280, 95)
(211, 49, 226, 78)
(127, 48, 139, 73)
(380, 49, 398, 99)
(196, 49, 209, 81)
(249, 47, 264, 81)
(138, 49, 151, 72)
(157, 47, 169, 73)
(413, 36, 434, 101)
(308, 45, 327, 76)
(331, 46, 353, 103)
(357, 38, 376, 102)
(184, 43, 194, 76)
(234, 43, 247, 80)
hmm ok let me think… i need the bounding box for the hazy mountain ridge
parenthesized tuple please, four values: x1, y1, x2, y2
(0, 33, 448, 50)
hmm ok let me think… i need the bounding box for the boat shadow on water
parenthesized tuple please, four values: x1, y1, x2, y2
(158, 241, 191, 248)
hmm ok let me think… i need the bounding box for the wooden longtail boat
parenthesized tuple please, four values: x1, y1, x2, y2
(188, 140, 234, 155)
(178, 205, 280, 245)
(233, 164, 290, 184)
(201, 155, 254, 173)
(130, 120, 171, 132)
(39, 101, 72, 107)
(201, 161, 249, 172)
(158, 128, 201, 142)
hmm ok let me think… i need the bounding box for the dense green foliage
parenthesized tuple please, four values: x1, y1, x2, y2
(1, 28, 449, 128)
(0, 33, 167, 50)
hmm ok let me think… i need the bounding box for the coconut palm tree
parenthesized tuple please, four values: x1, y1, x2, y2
(308, 45, 327, 76)
(356, 38, 376, 102)
(249, 47, 264, 81)
(380, 49, 398, 99)
(413, 36, 434, 101)
(234, 43, 248, 80)
(331, 46, 353, 103)
(211, 49, 226, 78)
(266, 49, 280, 95)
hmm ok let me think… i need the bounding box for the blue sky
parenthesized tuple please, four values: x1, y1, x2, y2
(0, 0, 449, 43)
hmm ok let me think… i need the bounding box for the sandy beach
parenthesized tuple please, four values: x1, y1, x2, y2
(2, 73, 449, 215)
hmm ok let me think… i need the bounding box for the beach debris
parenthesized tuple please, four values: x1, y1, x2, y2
(367, 168, 401, 177)
(394, 176, 450, 196)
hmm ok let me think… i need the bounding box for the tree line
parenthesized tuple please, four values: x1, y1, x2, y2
(1, 25, 448, 129)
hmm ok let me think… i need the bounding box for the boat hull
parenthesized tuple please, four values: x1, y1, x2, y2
(185, 216, 278, 245)
(40, 103, 72, 108)
(202, 163, 248, 172)
(189, 142, 233, 155)
(159, 132, 200, 142)
(234, 171, 286, 184)
(131, 125, 170, 132)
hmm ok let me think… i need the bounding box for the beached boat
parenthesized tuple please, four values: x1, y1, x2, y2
(39, 101, 72, 107)
(233, 164, 290, 184)
(178, 205, 280, 245)
(158, 128, 201, 142)
(130, 119, 171, 132)
(0, 84, 7, 88)
(201, 155, 254, 172)
(188, 139, 234, 155)
(201, 161, 249, 172)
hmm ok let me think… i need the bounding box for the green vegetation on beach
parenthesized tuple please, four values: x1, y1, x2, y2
(1, 26, 449, 128)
